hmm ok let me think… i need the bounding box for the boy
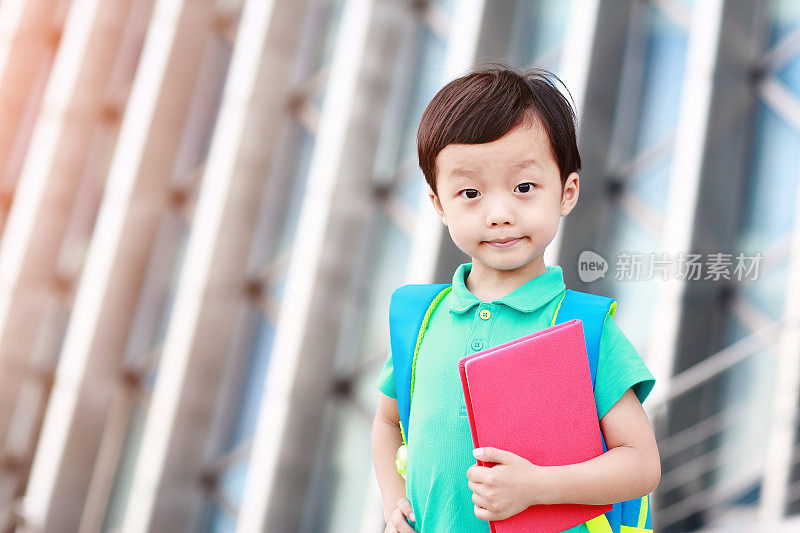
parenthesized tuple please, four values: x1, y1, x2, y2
(371, 65, 660, 532)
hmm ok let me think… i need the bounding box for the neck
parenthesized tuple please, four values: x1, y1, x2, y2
(465, 256, 547, 302)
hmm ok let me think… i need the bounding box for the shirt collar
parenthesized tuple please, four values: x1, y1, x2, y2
(448, 262, 566, 314)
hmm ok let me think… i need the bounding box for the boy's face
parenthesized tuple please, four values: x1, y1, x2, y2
(429, 116, 579, 280)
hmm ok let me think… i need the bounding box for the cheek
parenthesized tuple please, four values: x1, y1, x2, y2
(448, 224, 471, 245)
(445, 216, 478, 246)
(527, 205, 561, 236)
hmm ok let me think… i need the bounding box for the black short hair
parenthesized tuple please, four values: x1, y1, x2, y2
(417, 64, 581, 196)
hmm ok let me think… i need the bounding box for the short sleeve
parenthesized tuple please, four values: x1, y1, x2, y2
(594, 313, 656, 420)
(376, 342, 396, 399)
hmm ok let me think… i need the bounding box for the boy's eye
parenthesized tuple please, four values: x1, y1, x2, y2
(459, 189, 479, 199)
(516, 183, 535, 193)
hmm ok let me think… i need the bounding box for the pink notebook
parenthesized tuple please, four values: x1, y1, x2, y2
(458, 319, 612, 533)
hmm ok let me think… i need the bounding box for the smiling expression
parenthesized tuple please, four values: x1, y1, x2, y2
(429, 115, 579, 284)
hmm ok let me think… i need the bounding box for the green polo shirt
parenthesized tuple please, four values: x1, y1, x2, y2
(376, 262, 656, 532)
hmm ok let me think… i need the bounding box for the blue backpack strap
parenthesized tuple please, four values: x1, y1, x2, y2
(553, 289, 617, 391)
(389, 283, 450, 445)
(555, 289, 652, 533)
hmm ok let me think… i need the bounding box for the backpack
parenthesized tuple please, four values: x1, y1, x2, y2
(388, 283, 653, 533)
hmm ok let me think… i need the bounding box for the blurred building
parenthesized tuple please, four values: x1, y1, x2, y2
(0, 0, 799, 531)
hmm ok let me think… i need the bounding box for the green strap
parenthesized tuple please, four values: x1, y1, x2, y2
(550, 290, 567, 327)
(638, 493, 649, 528)
(400, 285, 452, 447)
(395, 286, 452, 480)
(585, 514, 614, 533)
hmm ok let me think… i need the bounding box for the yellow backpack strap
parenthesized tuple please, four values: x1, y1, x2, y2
(585, 514, 614, 533)
(620, 493, 653, 532)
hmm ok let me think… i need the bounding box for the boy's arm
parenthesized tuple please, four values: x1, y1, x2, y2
(371, 392, 410, 521)
(538, 388, 661, 506)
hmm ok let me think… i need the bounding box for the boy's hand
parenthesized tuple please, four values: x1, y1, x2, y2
(384, 496, 416, 532)
(467, 447, 551, 522)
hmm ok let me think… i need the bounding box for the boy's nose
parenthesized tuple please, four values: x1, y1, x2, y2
(486, 203, 515, 227)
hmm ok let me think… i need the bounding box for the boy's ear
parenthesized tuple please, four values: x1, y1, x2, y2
(560, 172, 579, 217)
(428, 188, 447, 226)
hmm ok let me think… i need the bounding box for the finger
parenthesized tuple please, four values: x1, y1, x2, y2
(475, 446, 511, 464)
(393, 516, 415, 533)
(468, 479, 483, 493)
(396, 497, 416, 523)
(391, 509, 416, 533)
(469, 465, 495, 485)
(471, 491, 491, 510)
(474, 503, 493, 522)
(467, 464, 489, 483)
(394, 511, 417, 533)
(400, 519, 416, 533)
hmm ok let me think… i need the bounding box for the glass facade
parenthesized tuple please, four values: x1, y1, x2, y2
(714, 0, 800, 523)
(600, 0, 689, 350)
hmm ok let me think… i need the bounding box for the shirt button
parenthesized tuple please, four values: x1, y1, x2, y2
(471, 339, 484, 351)
(479, 309, 491, 320)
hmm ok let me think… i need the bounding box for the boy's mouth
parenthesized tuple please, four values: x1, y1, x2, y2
(485, 237, 522, 247)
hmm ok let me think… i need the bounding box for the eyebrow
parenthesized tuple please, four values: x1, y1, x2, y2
(449, 159, 542, 179)
(449, 168, 478, 178)
(513, 159, 542, 169)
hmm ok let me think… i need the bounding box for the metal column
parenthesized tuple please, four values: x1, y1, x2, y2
(20, 0, 216, 530)
(117, 0, 311, 530)
(0, 1, 140, 525)
(235, 0, 409, 529)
